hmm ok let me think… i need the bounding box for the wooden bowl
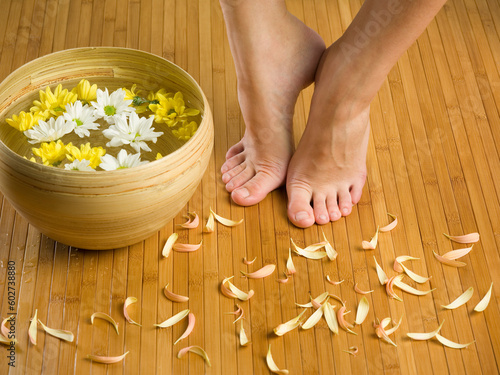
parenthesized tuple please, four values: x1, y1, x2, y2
(0, 47, 213, 250)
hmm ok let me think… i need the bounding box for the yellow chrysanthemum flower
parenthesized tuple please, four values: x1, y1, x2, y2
(172, 121, 198, 141)
(6, 111, 47, 131)
(147, 88, 169, 103)
(71, 79, 97, 104)
(123, 84, 149, 113)
(66, 142, 106, 169)
(32, 140, 71, 166)
(31, 84, 78, 118)
(149, 92, 200, 127)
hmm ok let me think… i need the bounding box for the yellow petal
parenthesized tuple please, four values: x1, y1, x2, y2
(323, 302, 339, 334)
(91, 312, 119, 335)
(442, 287, 474, 309)
(374, 256, 389, 285)
(407, 320, 444, 340)
(239, 320, 251, 347)
(286, 248, 296, 275)
(162, 233, 178, 258)
(29, 309, 37, 345)
(393, 255, 419, 273)
(274, 310, 307, 336)
(38, 319, 74, 342)
(177, 345, 211, 367)
(266, 345, 289, 374)
(384, 315, 403, 335)
(443, 232, 479, 244)
(321, 229, 338, 260)
(386, 275, 404, 302)
(354, 283, 374, 295)
(220, 277, 238, 299)
(174, 313, 195, 345)
(380, 213, 398, 232)
(355, 296, 370, 325)
(177, 212, 199, 229)
(362, 227, 379, 250)
(224, 277, 254, 301)
(210, 208, 243, 227)
(393, 276, 435, 296)
(123, 297, 142, 326)
(241, 264, 276, 279)
(301, 304, 324, 330)
(173, 240, 203, 252)
(243, 256, 257, 265)
(435, 333, 474, 349)
(474, 282, 493, 312)
(154, 309, 190, 328)
(164, 284, 189, 303)
(441, 245, 474, 260)
(296, 291, 329, 308)
(433, 251, 467, 267)
(290, 238, 327, 253)
(326, 275, 344, 285)
(205, 212, 215, 233)
(88, 351, 129, 364)
(292, 241, 328, 259)
(399, 263, 431, 284)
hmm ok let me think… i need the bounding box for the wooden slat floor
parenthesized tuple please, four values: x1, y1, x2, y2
(0, 0, 499, 374)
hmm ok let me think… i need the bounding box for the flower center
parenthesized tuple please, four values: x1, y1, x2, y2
(167, 108, 177, 116)
(54, 106, 64, 112)
(75, 119, 83, 126)
(104, 105, 116, 116)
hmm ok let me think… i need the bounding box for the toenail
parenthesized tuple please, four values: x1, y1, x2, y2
(331, 212, 340, 220)
(226, 181, 233, 189)
(295, 211, 310, 222)
(222, 174, 229, 183)
(319, 215, 328, 222)
(235, 188, 249, 198)
(342, 208, 349, 215)
(221, 165, 228, 173)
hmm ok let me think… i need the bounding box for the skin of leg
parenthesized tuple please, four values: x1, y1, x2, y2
(286, 0, 448, 228)
(219, 0, 326, 206)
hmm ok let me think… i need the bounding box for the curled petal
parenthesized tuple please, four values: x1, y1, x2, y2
(274, 309, 307, 336)
(221, 276, 254, 301)
(296, 291, 329, 308)
(173, 240, 203, 252)
(375, 325, 397, 347)
(123, 297, 142, 326)
(88, 351, 129, 364)
(442, 287, 474, 309)
(286, 248, 296, 275)
(239, 320, 250, 346)
(267, 345, 289, 374)
(443, 232, 479, 244)
(177, 212, 199, 229)
(386, 276, 403, 302)
(290, 238, 327, 252)
(1, 316, 14, 338)
(407, 320, 444, 340)
(154, 309, 190, 328)
(277, 273, 290, 284)
(0, 335, 11, 345)
(374, 256, 389, 285)
(343, 346, 359, 356)
(174, 313, 195, 345)
(164, 284, 189, 303)
(399, 263, 431, 284)
(162, 233, 178, 258)
(220, 276, 237, 298)
(177, 345, 211, 367)
(433, 251, 467, 267)
(393, 255, 419, 273)
(205, 212, 215, 233)
(474, 282, 493, 312)
(38, 319, 74, 342)
(241, 264, 276, 279)
(91, 312, 119, 335)
(292, 245, 327, 260)
(326, 275, 344, 285)
(321, 229, 338, 260)
(211, 208, 243, 227)
(243, 256, 257, 265)
(355, 296, 370, 325)
(301, 304, 324, 330)
(393, 276, 435, 296)
(380, 213, 398, 232)
(384, 316, 403, 336)
(337, 306, 357, 335)
(328, 293, 346, 307)
(354, 283, 374, 295)
(441, 245, 474, 260)
(362, 227, 379, 250)
(29, 310, 37, 345)
(435, 333, 474, 349)
(323, 302, 339, 334)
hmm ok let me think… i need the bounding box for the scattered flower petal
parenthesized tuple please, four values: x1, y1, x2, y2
(328, 294, 346, 307)
(91, 312, 119, 335)
(286, 248, 296, 275)
(239, 320, 250, 347)
(393, 255, 419, 273)
(291, 239, 327, 259)
(154, 309, 190, 328)
(374, 257, 389, 285)
(321, 229, 338, 260)
(88, 351, 129, 364)
(443, 232, 479, 244)
(302, 304, 325, 330)
(1, 316, 13, 338)
(343, 346, 359, 356)
(399, 263, 431, 284)
(380, 213, 398, 232)
(296, 292, 329, 308)
(205, 212, 215, 233)
(177, 212, 199, 229)
(162, 233, 178, 258)
(337, 306, 357, 335)
(474, 283, 493, 312)
(123, 297, 142, 326)
(243, 256, 257, 265)
(386, 275, 404, 302)
(435, 333, 474, 349)
(241, 264, 276, 279)
(441, 245, 474, 260)
(38, 319, 74, 342)
(164, 284, 189, 303)
(407, 320, 444, 340)
(442, 287, 474, 309)
(323, 302, 339, 334)
(354, 283, 374, 295)
(393, 276, 435, 296)
(326, 275, 344, 285)
(29, 310, 37, 345)
(384, 316, 403, 335)
(433, 251, 467, 267)
(290, 238, 327, 253)
(177, 346, 211, 367)
(362, 227, 379, 250)
(266, 345, 289, 375)
(274, 309, 307, 336)
(221, 276, 254, 301)
(173, 240, 203, 252)
(220, 277, 238, 299)
(174, 313, 195, 345)
(277, 272, 290, 284)
(355, 296, 370, 325)
(210, 208, 243, 227)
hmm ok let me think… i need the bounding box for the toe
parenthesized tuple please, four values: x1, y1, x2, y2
(222, 162, 246, 184)
(221, 152, 245, 174)
(225, 141, 244, 160)
(287, 185, 315, 228)
(338, 189, 352, 216)
(226, 166, 255, 192)
(326, 194, 342, 221)
(313, 195, 329, 225)
(231, 171, 281, 206)
(350, 183, 364, 205)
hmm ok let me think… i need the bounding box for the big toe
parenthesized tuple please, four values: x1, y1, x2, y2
(287, 186, 315, 228)
(231, 171, 283, 206)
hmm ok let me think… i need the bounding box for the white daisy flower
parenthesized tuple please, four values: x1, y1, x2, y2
(102, 112, 163, 153)
(63, 101, 99, 137)
(24, 116, 75, 144)
(64, 159, 95, 171)
(91, 88, 135, 124)
(99, 149, 149, 171)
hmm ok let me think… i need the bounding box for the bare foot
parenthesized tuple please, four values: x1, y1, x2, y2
(220, 1, 325, 206)
(286, 43, 371, 227)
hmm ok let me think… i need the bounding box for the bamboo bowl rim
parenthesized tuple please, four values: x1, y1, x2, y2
(0, 46, 210, 179)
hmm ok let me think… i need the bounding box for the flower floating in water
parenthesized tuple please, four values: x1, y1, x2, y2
(99, 149, 148, 171)
(123, 84, 149, 113)
(24, 116, 75, 144)
(64, 159, 95, 171)
(91, 88, 135, 124)
(172, 121, 198, 141)
(32, 140, 71, 166)
(63, 101, 99, 137)
(149, 92, 199, 127)
(103, 112, 163, 153)
(6, 111, 47, 132)
(66, 143, 106, 169)
(31, 84, 77, 118)
(71, 79, 97, 105)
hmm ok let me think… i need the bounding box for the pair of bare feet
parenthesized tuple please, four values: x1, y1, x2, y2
(220, 3, 370, 228)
